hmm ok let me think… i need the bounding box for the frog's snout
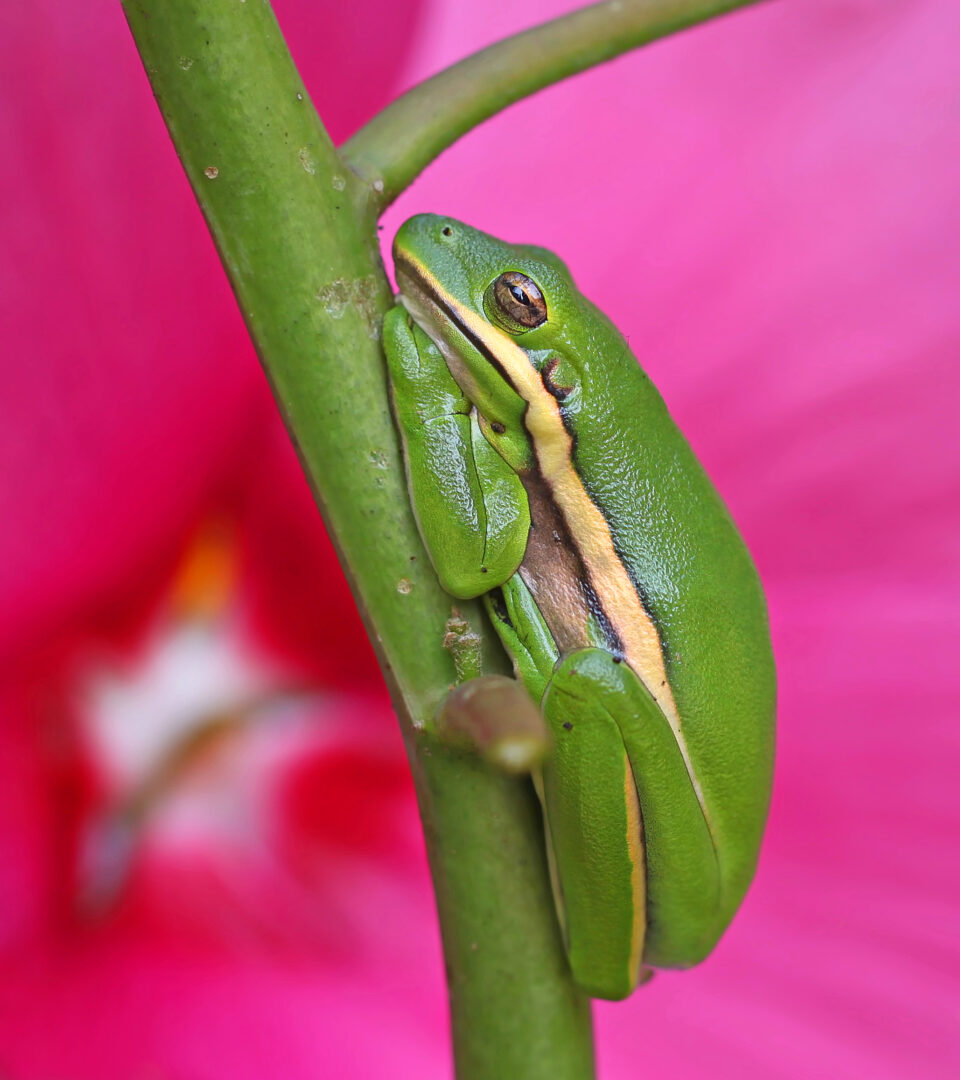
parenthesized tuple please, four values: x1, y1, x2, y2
(394, 213, 461, 258)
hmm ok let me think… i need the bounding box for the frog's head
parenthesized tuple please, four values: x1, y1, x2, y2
(393, 214, 587, 472)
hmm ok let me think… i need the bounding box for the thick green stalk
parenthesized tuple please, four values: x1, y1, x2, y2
(343, 0, 761, 208)
(122, 1, 592, 1075)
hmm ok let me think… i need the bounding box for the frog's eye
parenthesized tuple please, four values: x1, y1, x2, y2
(490, 272, 547, 330)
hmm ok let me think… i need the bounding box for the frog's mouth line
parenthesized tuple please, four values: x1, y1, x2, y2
(394, 260, 436, 331)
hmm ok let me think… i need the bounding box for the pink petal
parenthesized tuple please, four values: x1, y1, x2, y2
(0, 0, 421, 668)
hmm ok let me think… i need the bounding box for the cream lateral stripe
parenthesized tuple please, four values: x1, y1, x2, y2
(624, 760, 645, 984)
(399, 257, 706, 811)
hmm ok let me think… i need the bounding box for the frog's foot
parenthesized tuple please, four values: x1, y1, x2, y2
(482, 573, 560, 704)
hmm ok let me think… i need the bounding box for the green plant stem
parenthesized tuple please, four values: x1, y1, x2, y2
(342, 0, 761, 208)
(121, 1, 759, 1075)
(122, 2, 593, 1075)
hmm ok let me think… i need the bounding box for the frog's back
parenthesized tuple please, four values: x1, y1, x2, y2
(568, 299, 776, 925)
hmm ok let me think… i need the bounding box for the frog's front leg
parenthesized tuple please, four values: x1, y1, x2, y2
(383, 306, 530, 598)
(540, 649, 721, 999)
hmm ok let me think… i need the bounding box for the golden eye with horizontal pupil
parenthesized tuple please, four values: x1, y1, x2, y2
(492, 272, 547, 329)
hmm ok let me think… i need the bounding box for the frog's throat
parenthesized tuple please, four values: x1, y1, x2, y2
(395, 252, 707, 817)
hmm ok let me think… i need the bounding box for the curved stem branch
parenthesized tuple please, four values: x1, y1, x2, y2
(342, 0, 761, 208)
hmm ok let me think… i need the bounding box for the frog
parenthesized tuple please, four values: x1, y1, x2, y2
(382, 214, 776, 1000)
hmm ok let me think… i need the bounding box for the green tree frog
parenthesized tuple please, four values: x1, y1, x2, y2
(383, 214, 776, 1001)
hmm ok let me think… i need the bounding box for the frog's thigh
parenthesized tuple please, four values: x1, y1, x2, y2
(384, 307, 529, 597)
(544, 650, 721, 988)
(539, 651, 646, 1001)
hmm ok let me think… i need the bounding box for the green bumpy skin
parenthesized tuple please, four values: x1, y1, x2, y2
(384, 214, 776, 1001)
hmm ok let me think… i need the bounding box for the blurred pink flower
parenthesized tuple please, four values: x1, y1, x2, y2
(2, 1, 958, 1078)
(0, 2, 441, 1076)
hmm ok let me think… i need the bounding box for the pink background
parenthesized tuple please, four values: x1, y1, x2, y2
(1, 1, 958, 1077)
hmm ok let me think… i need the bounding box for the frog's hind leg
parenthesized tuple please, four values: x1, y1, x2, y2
(540, 648, 721, 998)
(384, 306, 529, 598)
